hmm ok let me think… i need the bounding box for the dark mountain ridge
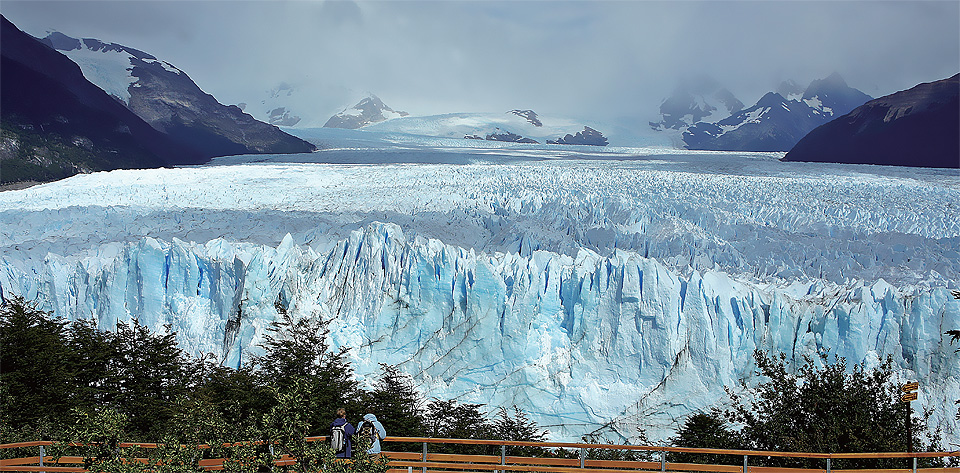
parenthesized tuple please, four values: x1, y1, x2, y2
(0, 15, 202, 184)
(783, 74, 959, 168)
(39, 30, 315, 157)
(683, 73, 872, 151)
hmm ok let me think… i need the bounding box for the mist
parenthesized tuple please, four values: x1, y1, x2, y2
(3, 0, 957, 123)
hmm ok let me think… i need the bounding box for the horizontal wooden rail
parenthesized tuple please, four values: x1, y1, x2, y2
(2, 436, 957, 473)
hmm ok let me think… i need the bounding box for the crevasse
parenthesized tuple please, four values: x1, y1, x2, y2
(2, 222, 957, 444)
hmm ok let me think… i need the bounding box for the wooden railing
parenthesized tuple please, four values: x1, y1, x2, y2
(1, 436, 958, 473)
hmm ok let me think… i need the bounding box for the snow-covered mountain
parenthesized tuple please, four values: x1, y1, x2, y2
(546, 126, 608, 146)
(361, 111, 653, 147)
(323, 95, 409, 129)
(39, 31, 315, 156)
(1, 140, 957, 445)
(683, 73, 872, 151)
(785, 74, 959, 168)
(0, 15, 204, 185)
(249, 82, 303, 127)
(649, 75, 744, 131)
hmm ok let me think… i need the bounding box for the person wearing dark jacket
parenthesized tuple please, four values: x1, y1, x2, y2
(330, 407, 356, 458)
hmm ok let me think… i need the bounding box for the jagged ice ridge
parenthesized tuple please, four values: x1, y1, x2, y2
(0, 151, 957, 444)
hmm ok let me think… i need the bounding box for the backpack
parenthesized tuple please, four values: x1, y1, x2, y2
(360, 422, 378, 446)
(331, 424, 346, 453)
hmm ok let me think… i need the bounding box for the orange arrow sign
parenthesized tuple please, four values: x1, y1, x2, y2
(901, 392, 918, 402)
(902, 382, 919, 392)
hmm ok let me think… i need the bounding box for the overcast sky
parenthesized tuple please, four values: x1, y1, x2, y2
(3, 0, 958, 123)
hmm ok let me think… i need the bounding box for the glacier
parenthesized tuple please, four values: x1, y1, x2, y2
(1, 140, 958, 444)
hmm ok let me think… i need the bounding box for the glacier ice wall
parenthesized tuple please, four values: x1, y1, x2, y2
(2, 160, 958, 291)
(3, 223, 957, 443)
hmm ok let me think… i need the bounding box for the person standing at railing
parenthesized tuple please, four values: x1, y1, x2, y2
(356, 413, 387, 454)
(330, 407, 356, 458)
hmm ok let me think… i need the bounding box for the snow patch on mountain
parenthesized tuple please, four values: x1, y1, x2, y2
(683, 75, 872, 151)
(324, 95, 409, 129)
(47, 38, 140, 103)
(650, 76, 744, 131)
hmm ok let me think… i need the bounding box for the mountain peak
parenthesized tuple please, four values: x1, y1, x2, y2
(38, 31, 81, 51)
(803, 72, 859, 99)
(650, 76, 743, 131)
(785, 74, 958, 168)
(508, 109, 542, 127)
(31, 24, 315, 158)
(324, 95, 408, 129)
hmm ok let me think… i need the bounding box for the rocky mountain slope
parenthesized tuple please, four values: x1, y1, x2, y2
(649, 75, 744, 131)
(323, 95, 409, 129)
(547, 126, 608, 146)
(683, 73, 871, 151)
(784, 74, 959, 168)
(0, 15, 201, 185)
(40, 31, 315, 157)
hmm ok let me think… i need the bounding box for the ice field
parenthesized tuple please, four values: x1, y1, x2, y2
(1, 131, 958, 443)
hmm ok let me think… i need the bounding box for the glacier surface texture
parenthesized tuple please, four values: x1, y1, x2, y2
(1, 142, 958, 444)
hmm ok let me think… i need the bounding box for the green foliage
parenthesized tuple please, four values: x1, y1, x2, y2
(51, 407, 151, 473)
(253, 300, 359, 430)
(492, 406, 549, 457)
(64, 319, 122, 410)
(0, 296, 72, 437)
(151, 396, 235, 472)
(110, 321, 202, 441)
(0, 122, 96, 184)
(193, 363, 271, 436)
(426, 398, 494, 454)
(668, 411, 742, 465)
(365, 364, 427, 435)
(725, 350, 940, 469)
(260, 377, 327, 472)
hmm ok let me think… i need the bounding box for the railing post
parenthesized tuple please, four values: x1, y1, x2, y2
(660, 449, 666, 472)
(422, 442, 428, 473)
(913, 456, 917, 473)
(39, 444, 44, 469)
(269, 443, 275, 472)
(826, 457, 831, 473)
(743, 454, 748, 473)
(499, 444, 506, 473)
(579, 447, 585, 468)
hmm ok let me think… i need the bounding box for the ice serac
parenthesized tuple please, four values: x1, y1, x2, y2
(2, 222, 957, 443)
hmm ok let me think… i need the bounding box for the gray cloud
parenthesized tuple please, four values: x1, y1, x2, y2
(2, 0, 957, 124)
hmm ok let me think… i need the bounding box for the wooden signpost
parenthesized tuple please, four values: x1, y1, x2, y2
(901, 382, 919, 454)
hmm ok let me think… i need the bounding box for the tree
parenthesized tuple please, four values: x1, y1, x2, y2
(111, 320, 200, 441)
(194, 363, 272, 437)
(51, 407, 151, 473)
(64, 319, 121, 411)
(425, 399, 493, 454)
(491, 406, 548, 457)
(726, 350, 939, 469)
(0, 296, 72, 437)
(260, 377, 328, 473)
(253, 301, 359, 431)
(669, 411, 742, 465)
(364, 364, 427, 439)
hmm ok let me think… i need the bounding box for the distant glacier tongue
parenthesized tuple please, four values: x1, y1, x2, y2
(2, 222, 957, 444)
